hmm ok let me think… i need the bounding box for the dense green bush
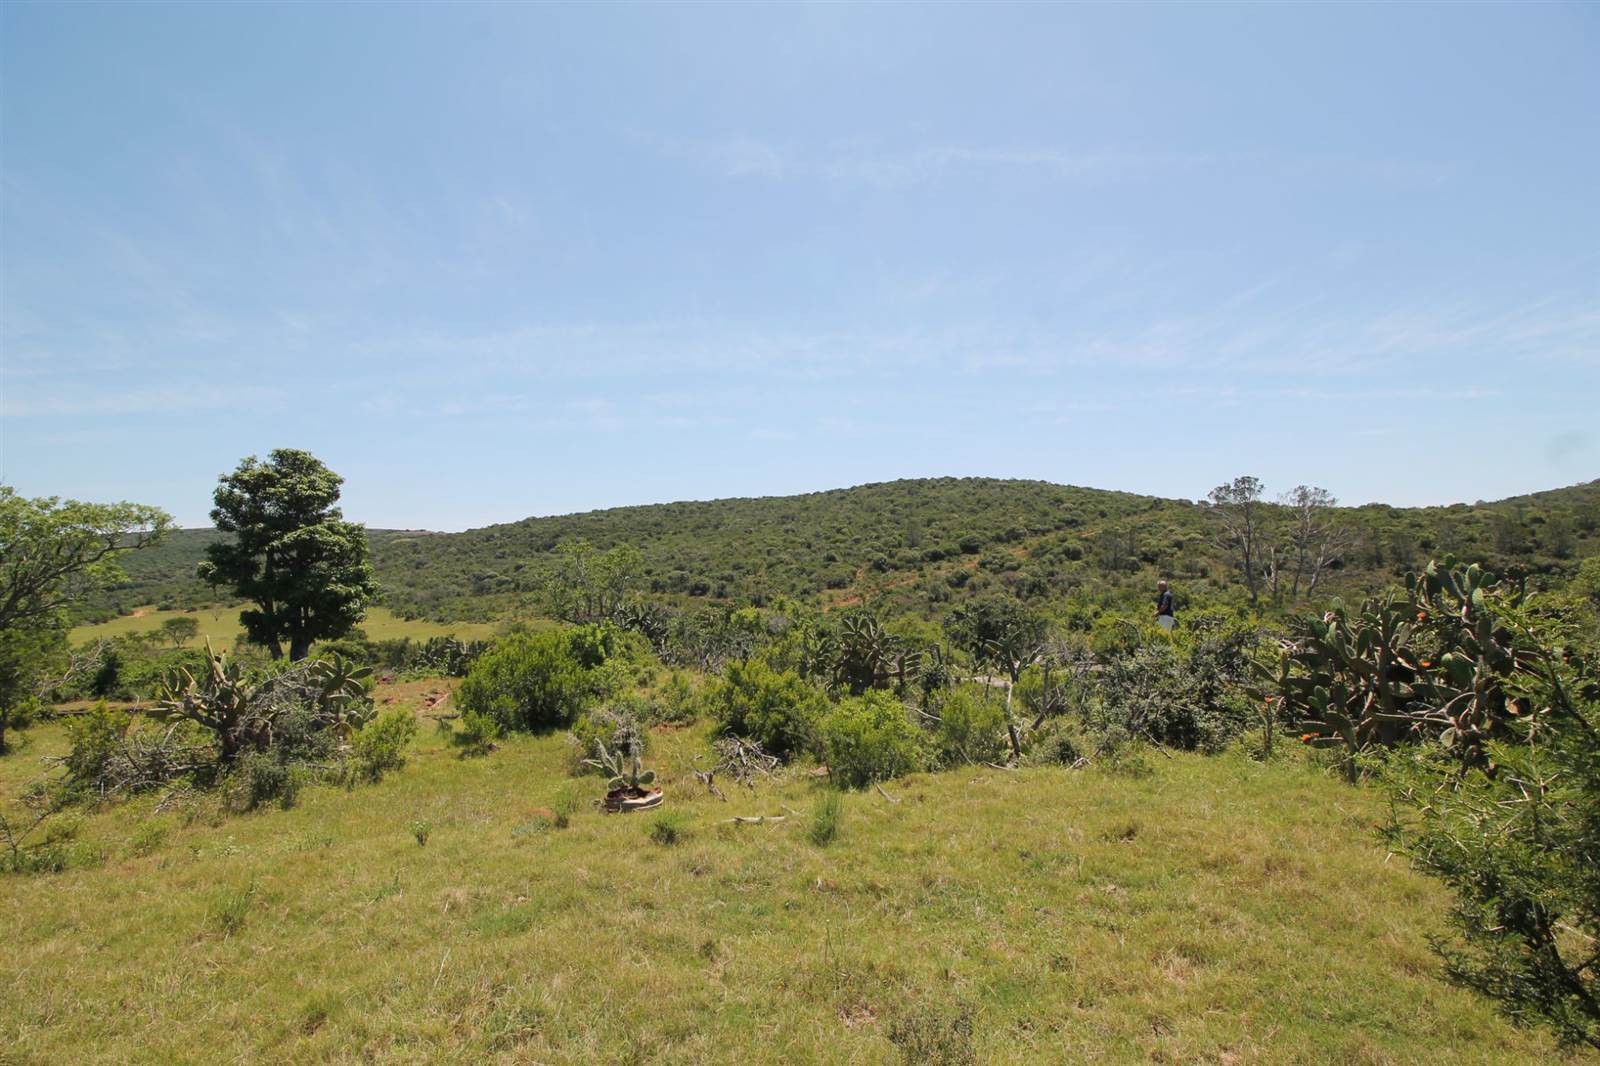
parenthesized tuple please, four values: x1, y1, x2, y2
(221, 695, 348, 810)
(60, 701, 213, 800)
(450, 709, 501, 757)
(86, 638, 213, 702)
(457, 630, 592, 732)
(704, 660, 828, 760)
(931, 690, 1006, 767)
(653, 670, 699, 724)
(820, 690, 926, 788)
(348, 707, 419, 783)
(1261, 559, 1600, 1047)
(1021, 717, 1084, 766)
(228, 750, 310, 811)
(54, 649, 404, 818)
(61, 701, 135, 787)
(75, 478, 1600, 634)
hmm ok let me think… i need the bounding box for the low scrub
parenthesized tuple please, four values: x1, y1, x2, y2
(819, 690, 926, 788)
(45, 649, 408, 819)
(457, 630, 592, 732)
(1086, 621, 1256, 754)
(450, 709, 502, 757)
(930, 690, 1007, 768)
(567, 705, 648, 776)
(704, 659, 827, 761)
(347, 708, 419, 784)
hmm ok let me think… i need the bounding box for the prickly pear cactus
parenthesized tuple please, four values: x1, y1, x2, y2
(1263, 557, 1545, 777)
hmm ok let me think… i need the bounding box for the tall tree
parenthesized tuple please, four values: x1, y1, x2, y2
(0, 486, 170, 752)
(199, 450, 376, 661)
(160, 616, 200, 648)
(1208, 476, 1269, 606)
(1283, 485, 1351, 600)
(0, 486, 171, 631)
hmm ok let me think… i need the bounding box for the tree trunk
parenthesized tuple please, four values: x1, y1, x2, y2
(1004, 666, 1023, 761)
(289, 636, 312, 662)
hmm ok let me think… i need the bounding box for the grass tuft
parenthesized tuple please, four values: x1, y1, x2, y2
(209, 877, 257, 939)
(647, 810, 687, 846)
(809, 790, 842, 847)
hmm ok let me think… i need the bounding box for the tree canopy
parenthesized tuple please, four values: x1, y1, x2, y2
(0, 485, 170, 752)
(0, 486, 171, 631)
(198, 450, 376, 661)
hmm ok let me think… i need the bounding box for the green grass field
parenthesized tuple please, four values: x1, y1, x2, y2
(69, 606, 503, 649)
(1, 684, 1586, 1065)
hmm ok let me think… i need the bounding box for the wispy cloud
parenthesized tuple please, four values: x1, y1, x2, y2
(634, 134, 1453, 190)
(0, 383, 286, 418)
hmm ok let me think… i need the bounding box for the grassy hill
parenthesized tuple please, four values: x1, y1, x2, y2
(86, 477, 1600, 627)
(0, 681, 1581, 1065)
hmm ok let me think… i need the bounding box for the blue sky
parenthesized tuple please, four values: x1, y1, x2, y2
(2, 2, 1595, 530)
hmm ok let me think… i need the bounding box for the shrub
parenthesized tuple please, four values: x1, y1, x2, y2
(809, 791, 841, 846)
(154, 649, 373, 767)
(348, 707, 418, 783)
(451, 709, 502, 757)
(62, 701, 133, 786)
(89, 641, 213, 703)
(931, 690, 1006, 768)
(228, 750, 308, 811)
(63, 702, 213, 799)
(406, 636, 490, 677)
(655, 670, 698, 724)
(1267, 560, 1532, 776)
(457, 630, 592, 732)
(1021, 717, 1083, 767)
(820, 691, 926, 788)
(1088, 624, 1254, 754)
(704, 660, 827, 761)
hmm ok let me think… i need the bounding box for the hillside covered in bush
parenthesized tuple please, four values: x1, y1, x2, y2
(84, 477, 1600, 625)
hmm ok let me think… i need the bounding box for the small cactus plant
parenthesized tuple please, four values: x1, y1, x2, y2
(585, 741, 656, 794)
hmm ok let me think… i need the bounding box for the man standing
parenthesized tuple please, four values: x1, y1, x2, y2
(1154, 580, 1176, 631)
